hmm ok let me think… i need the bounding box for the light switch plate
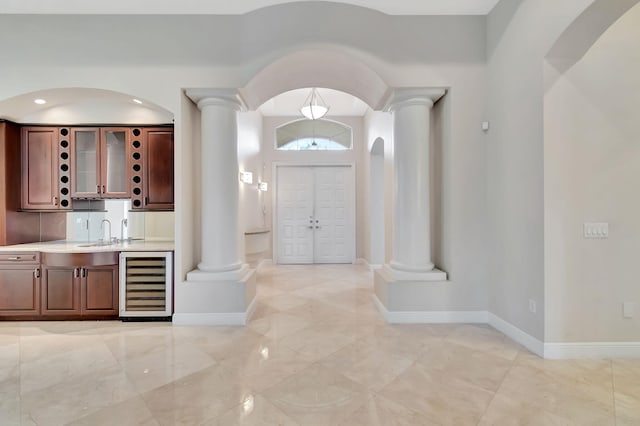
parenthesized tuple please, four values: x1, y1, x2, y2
(584, 222, 609, 239)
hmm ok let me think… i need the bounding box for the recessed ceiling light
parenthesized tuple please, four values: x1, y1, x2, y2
(34, 99, 46, 105)
(132, 99, 143, 104)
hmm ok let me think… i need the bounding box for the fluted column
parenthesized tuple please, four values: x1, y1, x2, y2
(387, 88, 445, 275)
(186, 89, 245, 274)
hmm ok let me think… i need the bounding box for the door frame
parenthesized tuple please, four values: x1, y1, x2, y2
(272, 162, 356, 265)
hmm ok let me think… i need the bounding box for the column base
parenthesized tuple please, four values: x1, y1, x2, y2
(383, 264, 447, 281)
(374, 264, 456, 323)
(173, 265, 256, 326)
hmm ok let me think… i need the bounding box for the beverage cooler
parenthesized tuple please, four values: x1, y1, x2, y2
(119, 251, 172, 318)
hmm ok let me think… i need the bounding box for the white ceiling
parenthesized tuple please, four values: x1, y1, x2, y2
(258, 88, 370, 117)
(0, 88, 173, 124)
(0, 0, 501, 15)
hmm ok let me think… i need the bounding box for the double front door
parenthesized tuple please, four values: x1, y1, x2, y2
(276, 166, 354, 264)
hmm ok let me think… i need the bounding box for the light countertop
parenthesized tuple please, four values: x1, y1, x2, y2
(0, 239, 174, 253)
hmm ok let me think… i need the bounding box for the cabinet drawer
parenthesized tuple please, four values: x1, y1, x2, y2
(0, 252, 40, 264)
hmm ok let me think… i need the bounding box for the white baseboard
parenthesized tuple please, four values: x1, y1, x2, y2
(172, 313, 247, 326)
(257, 259, 272, 269)
(356, 258, 383, 271)
(173, 297, 257, 326)
(373, 298, 640, 359)
(544, 342, 640, 359)
(373, 295, 488, 324)
(488, 313, 544, 357)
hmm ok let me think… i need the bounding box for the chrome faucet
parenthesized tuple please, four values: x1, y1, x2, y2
(120, 218, 128, 242)
(101, 219, 112, 244)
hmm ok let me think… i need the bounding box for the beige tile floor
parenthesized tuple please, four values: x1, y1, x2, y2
(1, 263, 639, 425)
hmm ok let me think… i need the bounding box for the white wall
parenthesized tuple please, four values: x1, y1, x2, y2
(486, 0, 596, 340)
(544, 3, 640, 342)
(364, 111, 394, 264)
(238, 111, 266, 264)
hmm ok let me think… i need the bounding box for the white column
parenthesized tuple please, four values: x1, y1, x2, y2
(373, 88, 446, 322)
(175, 89, 256, 326)
(387, 88, 446, 277)
(186, 89, 245, 275)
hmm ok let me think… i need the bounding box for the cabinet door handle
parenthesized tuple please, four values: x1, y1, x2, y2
(144, 197, 148, 206)
(102, 185, 105, 194)
(74, 267, 79, 278)
(97, 185, 101, 194)
(81, 268, 86, 278)
(7, 256, 21, 261)
(54, 197, 58, 206)
(34, 268, 40, 279)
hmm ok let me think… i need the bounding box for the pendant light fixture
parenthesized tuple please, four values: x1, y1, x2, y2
(300, 88, 329, 120)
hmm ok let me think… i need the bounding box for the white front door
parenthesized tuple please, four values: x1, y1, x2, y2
(276, 166, 353, 264)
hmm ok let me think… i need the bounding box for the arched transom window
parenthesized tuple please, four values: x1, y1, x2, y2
(275, 119, 352, 151)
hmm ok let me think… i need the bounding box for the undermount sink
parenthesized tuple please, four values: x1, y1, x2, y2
(76, 238, 144, 248)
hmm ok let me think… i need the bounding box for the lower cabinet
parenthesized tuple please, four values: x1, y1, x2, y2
(41, 264, 119, 319)
(40, 252, 119, 319)
(83, 265, 119, 316)
(41, 266, 80, 316)
(0, 251, 119, 320)
(0, 265, 40, 317)
(0, 252, 41, 318)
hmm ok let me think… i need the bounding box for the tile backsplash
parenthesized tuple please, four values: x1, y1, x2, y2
(65, 200, 174, 242)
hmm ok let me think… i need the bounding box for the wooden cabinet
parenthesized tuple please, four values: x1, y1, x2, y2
(82, 265, 118, 316)
(70, 127, 129, 199)
(41, 266, 80, 316)
(0, 252, 40, 318)
(41, 252, 119, 319)
(21, 127, 72, 210)
(130, 127, 174, 210)
(21, 124, 173, 210)
(2, 122, 40, 245)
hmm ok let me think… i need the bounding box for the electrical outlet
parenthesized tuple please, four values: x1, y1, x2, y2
(529, 299, 537, 314)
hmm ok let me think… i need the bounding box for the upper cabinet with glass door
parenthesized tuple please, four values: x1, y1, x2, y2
(70, 128, 130, 199)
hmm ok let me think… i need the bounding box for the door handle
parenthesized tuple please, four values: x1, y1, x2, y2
(54, 197, 58, 206)
(74, 267, 79, 278)
(7, 256, 21, 261)
(34, 268, 40, 279)
(97, 185, 101, 194)
(81, 268, 86, 278)
(102, 185, 105, 194)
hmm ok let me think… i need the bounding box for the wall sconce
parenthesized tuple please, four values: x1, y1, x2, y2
(257, 181, 268, 192)
(240, 171, 253, 184)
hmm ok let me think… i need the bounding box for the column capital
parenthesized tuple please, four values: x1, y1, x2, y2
(185, 88, 247, 112)
(383, 88, 446, 112)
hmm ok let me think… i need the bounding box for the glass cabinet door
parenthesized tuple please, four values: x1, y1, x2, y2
(101, 128, 129, 197)
(71, 128, 100, 198)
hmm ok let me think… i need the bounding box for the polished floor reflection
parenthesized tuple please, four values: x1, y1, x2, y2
(1, 264, 639, 425)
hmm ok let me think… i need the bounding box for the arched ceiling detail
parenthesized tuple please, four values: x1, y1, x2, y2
(241, 49, 390, 111)
(546, 0, 640, 74)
